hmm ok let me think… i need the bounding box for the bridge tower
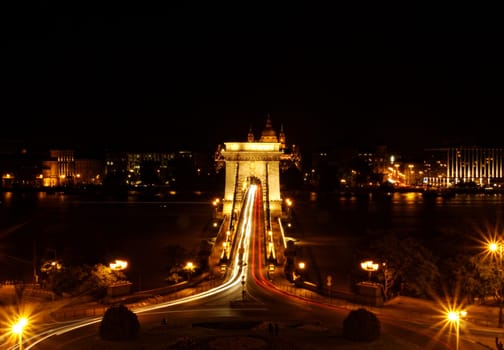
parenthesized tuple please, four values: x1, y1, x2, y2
(220, 115, 283, 219)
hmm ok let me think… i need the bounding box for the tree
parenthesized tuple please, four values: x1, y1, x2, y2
(140, 159, 161, 186)
(170, 157, 196, 190)
(357, 233, 440, 299)
(348, 157, 377, 188)
(45, 265, 88, 297)
(343, 308, 380, 342)
(381, 263, 395, 301)
(468, 254, 504, 327)
(280, 165, 304, 190)
(438, 253, 482, 303)
(87, 263, 127, 298)
(316, 157, 337, 193)
(470, 254, 504, 299)
(99, 304, 140, 341)
(43, 263, 127, 298)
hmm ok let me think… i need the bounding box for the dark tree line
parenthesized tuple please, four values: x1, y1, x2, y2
(355, 232, 503, 307)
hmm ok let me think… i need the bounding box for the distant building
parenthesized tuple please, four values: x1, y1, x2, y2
(103, 149, 209, 190)
(43, 150, 75, 187)
(75, 158, 104, 186)
(423, 147, 504, 189)
(2, 129, 502, 192)
(0, 147, 45, 189)
(0, 145, 210, 191)
(41, 150, 104, 187)
(123, 151, 178, 187)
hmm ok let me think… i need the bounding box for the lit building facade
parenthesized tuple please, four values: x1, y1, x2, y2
(43, 150, 75, 187)
(103, 150, 203, 189)
(217, 114, 299, 218)
(42, 150, 104, 187)
(423, 147, 504, 188)
(124, 151, 177, 187)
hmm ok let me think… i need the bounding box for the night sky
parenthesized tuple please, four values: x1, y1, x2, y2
(4, 10, 502, 156)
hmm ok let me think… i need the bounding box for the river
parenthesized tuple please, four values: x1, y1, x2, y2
(1, 190, 502, 291)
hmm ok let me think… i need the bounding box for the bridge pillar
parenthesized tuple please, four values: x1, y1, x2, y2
(221, 142, 283, 219)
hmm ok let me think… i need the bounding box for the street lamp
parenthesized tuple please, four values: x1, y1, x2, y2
(361, 260, 379, 282)
(212, 198, 220, 218)
(294, 261, 306, 282)
(488, 240, 504, 327)
(109, 259, 128, 271)
(447, 309, 467, 350)
(185, 261, 194, 281)
(285, 198, 293, 220)
(489, 241, 503, 264)
(12, 317, 28, 350)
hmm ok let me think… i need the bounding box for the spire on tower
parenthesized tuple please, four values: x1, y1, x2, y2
(279, 123, 286, 150)
(248, 124, 254, 142)
(265, 113, 273, 129)
(260, 113, 278, 142)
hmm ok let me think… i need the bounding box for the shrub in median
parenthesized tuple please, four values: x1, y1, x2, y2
(99, 304, 140, 341)
(342, 307, 380, 342)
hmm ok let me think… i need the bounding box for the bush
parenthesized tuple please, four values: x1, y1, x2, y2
(99, 304, 140, 341)
(342, 308, 380, 342)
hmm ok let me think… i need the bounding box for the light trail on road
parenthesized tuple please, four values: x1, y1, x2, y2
(8, 183, 470, 349)
(18, 186, 259, 350)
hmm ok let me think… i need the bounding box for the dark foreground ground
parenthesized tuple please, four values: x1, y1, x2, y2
(70, 322, 415, 350)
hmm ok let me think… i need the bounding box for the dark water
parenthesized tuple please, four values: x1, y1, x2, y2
(294, 191, 503, 239)
(1, 190, 503, 289)
(284, 191, 504, 288)
(0, 191, 216, 288)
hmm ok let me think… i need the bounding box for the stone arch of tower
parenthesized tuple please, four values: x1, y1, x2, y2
(220, 141, 283, 222)
(217, 114, 295, 230)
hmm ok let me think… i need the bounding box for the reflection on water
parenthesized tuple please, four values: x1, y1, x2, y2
(290, 191, 503, 290)
(290, 191, 503, 241)
(0, 190, 503, 285)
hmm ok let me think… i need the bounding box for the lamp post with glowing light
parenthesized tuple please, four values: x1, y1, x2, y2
(185, 261, 195, 281)
(212, 198, 220, 219)
(294, 261, 306, 283)
(447, 309, 467, 350)
(489, 241, 504, 265)
(12, 317, 28, 350)
(285, 198, 293, 220)
(361, 260, 379, 282)
(109, 259, 128, 271)
(488, 240, 504, 328)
